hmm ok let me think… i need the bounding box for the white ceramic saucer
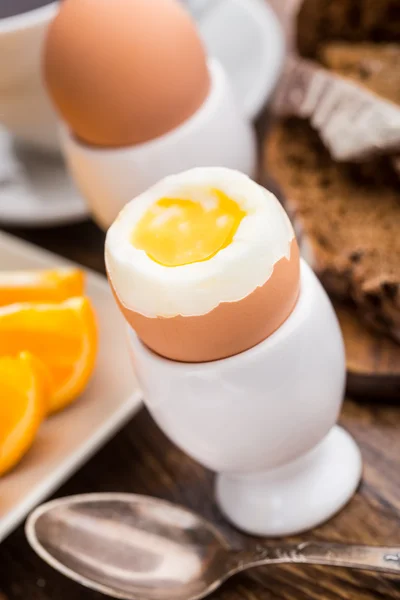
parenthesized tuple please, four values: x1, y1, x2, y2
(0, 0, 283, 227)
(0, 129, 87, 227)
(191, 0, 284, 119)
(0, 231, 142, 542)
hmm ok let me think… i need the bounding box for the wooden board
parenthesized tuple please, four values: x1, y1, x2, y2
(335, 302, 400, 400)
(260, 121, 400, 402)
(2, 402, 400, 600)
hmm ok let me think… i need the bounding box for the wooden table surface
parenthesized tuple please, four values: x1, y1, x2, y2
(1, 219, 399, 600)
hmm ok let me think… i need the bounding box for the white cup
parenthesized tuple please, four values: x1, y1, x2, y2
(128, 260, 362, 536)
(0, 2, 59, 151)
(60, 59, 257, 230)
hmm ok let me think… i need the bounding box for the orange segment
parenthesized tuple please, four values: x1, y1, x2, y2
(0, 268, 85, 307)
(0, 297, 98, 414)
(0, 353, 48, 476)
(23, 352, 54, 414)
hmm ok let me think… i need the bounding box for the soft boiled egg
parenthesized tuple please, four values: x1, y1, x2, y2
(105, 168, 300, 362)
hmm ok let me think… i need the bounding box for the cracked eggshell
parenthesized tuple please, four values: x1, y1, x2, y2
(105, 168, 300, 363)
(112, 239, 300, 362)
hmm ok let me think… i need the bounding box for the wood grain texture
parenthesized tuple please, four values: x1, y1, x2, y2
(1, 217, 399, 600)
(0, 403, 399, 600)
(335, 302, 400, 399)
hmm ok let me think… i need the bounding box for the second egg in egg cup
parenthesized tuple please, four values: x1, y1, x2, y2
(43, 0, 257, 229)
(60, 60, 256, 230)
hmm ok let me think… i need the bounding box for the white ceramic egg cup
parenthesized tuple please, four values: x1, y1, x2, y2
(128, 260, 362, 537)
(61, 59, 257, 230)
(0, 2, 60, 151)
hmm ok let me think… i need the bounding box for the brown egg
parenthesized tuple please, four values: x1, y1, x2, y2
(111, 239, 300, 363)
(43, 0, 210, 147)
(105, 168, 301, 363)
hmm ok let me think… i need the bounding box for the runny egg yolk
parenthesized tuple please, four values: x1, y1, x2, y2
(131, 189, 245, 267)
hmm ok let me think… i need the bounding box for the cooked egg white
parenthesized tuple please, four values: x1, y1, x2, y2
(105, 167, 295, 318)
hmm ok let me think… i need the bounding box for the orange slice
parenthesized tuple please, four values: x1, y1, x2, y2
(0, 353, 48, 476)
(26, 352, 54, 414)
(0, 297, 98, 414)
(0, 268, 85, 307)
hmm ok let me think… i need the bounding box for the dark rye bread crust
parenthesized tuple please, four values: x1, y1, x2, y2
(319, 41, 400, 172)
(297, 0, 400, 58)
(319, 42, 400, 106)
(265, 118, 400, 342)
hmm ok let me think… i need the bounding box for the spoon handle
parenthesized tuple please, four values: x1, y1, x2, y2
(230, 542, 400, 574)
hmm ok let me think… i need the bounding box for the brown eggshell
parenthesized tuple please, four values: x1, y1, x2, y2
(44, 0, 210, 147)
(109, 239, 300, 363)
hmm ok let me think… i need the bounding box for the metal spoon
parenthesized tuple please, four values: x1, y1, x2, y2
(26, 493, 400, 600)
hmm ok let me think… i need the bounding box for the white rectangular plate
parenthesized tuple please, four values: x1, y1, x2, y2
(0, 231, 142, 542)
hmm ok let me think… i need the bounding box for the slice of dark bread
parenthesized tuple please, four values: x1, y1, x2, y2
(297, 0, 400, 58)
(319, 42, 400, 175)
(319, 42, 400, 105)
(272, 48, 400, 162)
(265, 118, 400, 342)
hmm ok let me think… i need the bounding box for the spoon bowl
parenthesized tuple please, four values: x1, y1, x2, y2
(26, 493, 400, 600)
(26, 493, 233, 600)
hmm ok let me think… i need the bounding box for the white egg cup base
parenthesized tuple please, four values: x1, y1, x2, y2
(60, 58, 257, 229)
(216, 425, 361, 536)
(127, 261, 362, 537)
